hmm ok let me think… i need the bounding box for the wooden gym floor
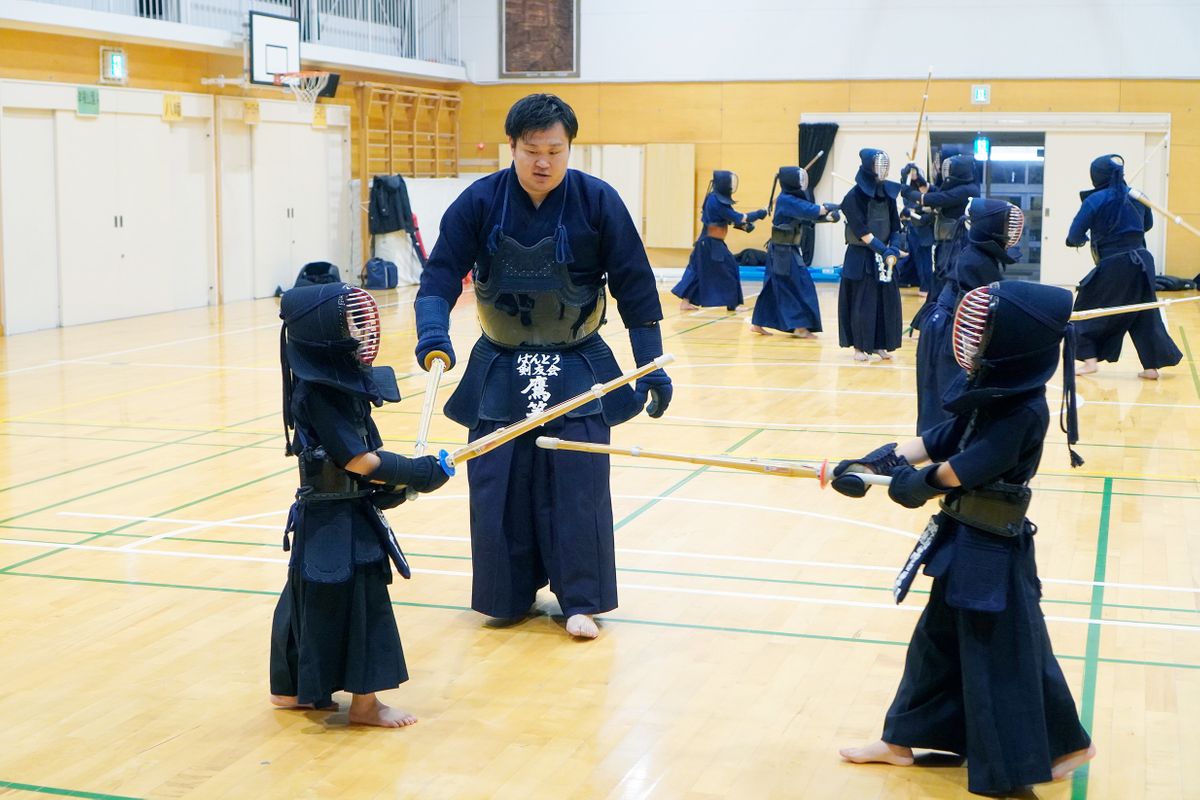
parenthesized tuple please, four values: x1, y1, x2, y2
(0, 282, 1197, 799)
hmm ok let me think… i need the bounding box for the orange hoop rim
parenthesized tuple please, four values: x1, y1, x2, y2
(272, 70, 331, 86)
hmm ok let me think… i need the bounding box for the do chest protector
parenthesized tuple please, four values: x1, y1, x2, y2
(474, 231, 606, 350)
(845, 198, 892, 247)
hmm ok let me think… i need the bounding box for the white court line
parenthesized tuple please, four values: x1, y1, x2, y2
(5, 537, 1198, 633)
(679, 382, 914, 398)
(620, 582, 1200, 633)
(66, 360, 277, 373)
(0, 296, 418, 378)
(666, 414, 913, 430)
(0, 323, 278, 377)
(118, 510, 285, 551)
(669, 360, 917, 372)
(57, 507, 1200, 595)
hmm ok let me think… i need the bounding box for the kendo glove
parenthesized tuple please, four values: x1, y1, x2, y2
(822, 203, 842, 223)
(887, 464, 947, 509)
(629, 323, 673, 419)
(414, 296, 456, 372)
(745, 208, 769, 223)
(369, 451, 451, 494)
(830, 443, 910, 498)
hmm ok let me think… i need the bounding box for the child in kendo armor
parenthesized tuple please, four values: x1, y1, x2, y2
(271, 282, 449, 727)
(831, 280, 1095, 795)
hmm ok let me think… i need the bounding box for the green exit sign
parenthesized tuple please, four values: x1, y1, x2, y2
(971, 84, 991, 105)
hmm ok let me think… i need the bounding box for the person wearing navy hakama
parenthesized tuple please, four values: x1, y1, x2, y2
(271, 283, 450, 727)
(914, 199, 1024, 433)
(837, 148, 904, 361)
(1069, 154, 1182, 380)
(750, 166, 839, 338)
(413, 94, 673, 640)
(672, 170, 767, 311)
(905, 153, 980, 317)
(833, 281, 1095, 796)
(898, 164, 935, 296)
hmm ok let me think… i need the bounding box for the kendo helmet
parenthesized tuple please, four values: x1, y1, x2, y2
(711, 170, 738, 205)
(778, 166, 809, 193)
(942, 154, 976, 185)
(967, 198, 1025, 250)
(858, 149, 890, 180)
(946, 280, 1082, 466)
(1089, 154, 1125, 189)
(279, 283, 399, 415)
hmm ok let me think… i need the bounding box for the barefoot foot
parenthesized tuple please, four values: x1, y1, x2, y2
(749, 324, 773, 336)
(853, 350, 870, 362)
(1075, 358, 1099, 376)
(791, 328, 817, 339)
(679, 301, 699, 311)
(1137, 368, 1160, 380)
(565, 613, 599, 639)
(348, 694, 417, 729)
(839, 740, 915, 766)
(875, 349, 893, 360)
(1051, 743, 1097, 780)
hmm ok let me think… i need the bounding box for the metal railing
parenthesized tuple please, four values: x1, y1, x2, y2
(28, 0, 461, 66)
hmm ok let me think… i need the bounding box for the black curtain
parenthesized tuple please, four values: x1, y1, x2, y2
(798, 122, 839, 265)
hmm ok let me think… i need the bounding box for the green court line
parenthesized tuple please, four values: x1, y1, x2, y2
(1180, 326, 1200, 401)
(1072, 477, 1112, 800)
(0, 434, 279, 528)
(7, 527, 1197, 618)
(663, 315, 735, 339)
(613, 428, 764, 531)
(0, 422, 273, 496)
(4, 567, 1198, 673)
(0, 779, 142, 800)
(0, 445, 287, 573)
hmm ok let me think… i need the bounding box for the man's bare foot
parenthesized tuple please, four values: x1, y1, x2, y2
(348, 694, 417, 728)
(679, 301, 699, 311)
(853, 349, 870, 362)
(1051, 743, 1097, 780)
(1138, 368, 1160, 380)
(269, 694, 337, 711)
(839, 739, 915, 766)
(750, 324, 773, 336)
(1075, 358, 1099, 376)
(792, 328, 817, 339)
(918, 291, 928, 299)
(565, 613, 599, 639)
(876, 349, 893, 360)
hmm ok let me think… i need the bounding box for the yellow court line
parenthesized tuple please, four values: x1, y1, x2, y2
(1, 371, 224, 423)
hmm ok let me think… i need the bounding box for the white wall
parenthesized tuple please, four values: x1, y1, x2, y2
(464, 0, 1200, 83)
(405, 174, 492, 255)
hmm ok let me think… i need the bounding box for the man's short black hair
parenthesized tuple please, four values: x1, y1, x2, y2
(505, 94, 578, 143)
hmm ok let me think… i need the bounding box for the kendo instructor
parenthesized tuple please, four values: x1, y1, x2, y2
(413, 94, 673, 640)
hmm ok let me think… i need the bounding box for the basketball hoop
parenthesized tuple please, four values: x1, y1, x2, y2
(273, 71, 331, 108)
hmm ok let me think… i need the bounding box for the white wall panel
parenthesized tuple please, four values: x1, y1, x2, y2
(0, 109, 60, 334)
(463, 0, 1200, 83)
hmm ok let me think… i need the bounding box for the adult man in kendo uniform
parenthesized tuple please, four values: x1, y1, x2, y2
(413, 94, 673, 640)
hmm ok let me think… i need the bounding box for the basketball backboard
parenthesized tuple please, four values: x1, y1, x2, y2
(249, 12, 301, 86)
